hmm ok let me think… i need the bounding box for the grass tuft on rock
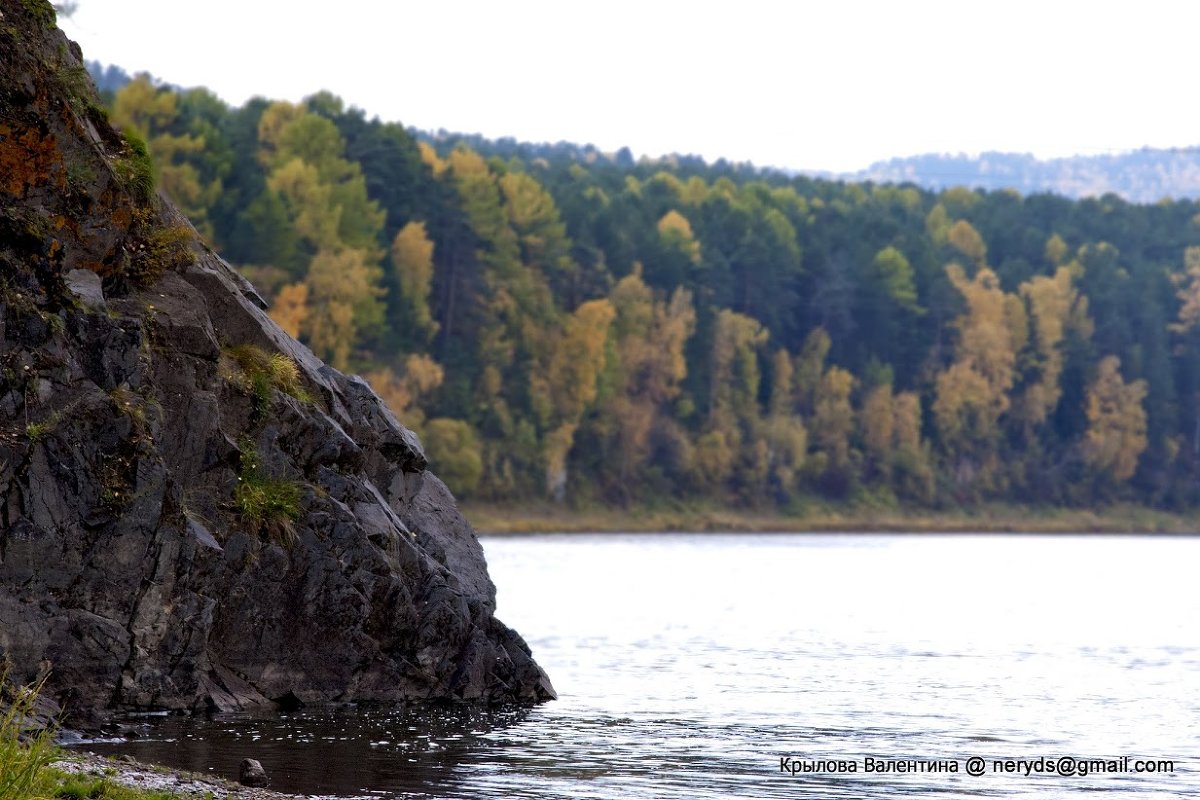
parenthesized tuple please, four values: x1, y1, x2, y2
(234, 438, 301, 546)
(223, 344, 312, 421)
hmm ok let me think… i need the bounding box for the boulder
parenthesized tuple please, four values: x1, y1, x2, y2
(238, 758, 269, 788)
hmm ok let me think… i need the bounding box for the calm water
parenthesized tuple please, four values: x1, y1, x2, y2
(84, 533, 1199, 797)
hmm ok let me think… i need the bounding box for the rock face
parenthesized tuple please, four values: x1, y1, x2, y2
(0, 1, 554, 718)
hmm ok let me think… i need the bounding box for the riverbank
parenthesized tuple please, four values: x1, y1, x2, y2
(463, 501, 1200, 535)
(48, 751, 304, 800)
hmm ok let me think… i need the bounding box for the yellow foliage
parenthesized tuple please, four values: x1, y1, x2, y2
(601, 272, 697, 486)
(1016, 266, 1089, 427)
(1004, 292, 1029, 358)
(547, 299, 616, 422)
(500, 172, 573, 277)
(763, 414, 807, 493)
(650, 171, 685, 199)
(945, 264, 1018, 400)
(256, 101, 306, 168)
(305, 248, 382, 370)
(933, 360, 996, 447)
(270, 282, 309, 339)
(418, 141, 448, 177)
(112, 77, 220, 235)
(892, 390, 935, 501)
(793, 328, 831, 415)
(769, 349, 793, 418)
(391, 221, 438, 339)
(948, 220, 987, 265)
(364, 354, 444, 432)
(682, 176, 709, 205)
(925, 204, 951, 245)
(1044, 233, 1069, 266)
(710, 309, 768, 432)
(657, 209, 701, 264)
(1084, 356, 1148, 482)
(813, 366, 855, 468)
(934, 262, 1020, 471)
(112, 74, 176, 132)
(448, 147, 489, 178)
(941, 186, 981, 213)
(1170, 246, 1200, 333)
(267, 158, 340, 250)
(611, 271, 696, 404)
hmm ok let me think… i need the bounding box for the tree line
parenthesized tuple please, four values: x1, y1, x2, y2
(99, 71, 1200, 510)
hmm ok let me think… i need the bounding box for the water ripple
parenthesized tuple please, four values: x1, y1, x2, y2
(83, 534, 1200, 798)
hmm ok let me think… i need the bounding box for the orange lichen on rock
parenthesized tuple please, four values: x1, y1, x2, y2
(0, 122, 64, 196)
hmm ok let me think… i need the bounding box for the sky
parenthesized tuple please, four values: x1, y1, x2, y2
(60, 0, 1200, 174)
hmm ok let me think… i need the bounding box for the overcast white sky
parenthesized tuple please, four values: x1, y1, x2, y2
(60, 0, 1200, 173)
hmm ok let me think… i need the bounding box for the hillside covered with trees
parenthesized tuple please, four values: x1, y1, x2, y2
(847, 149, 1200, 203)
(94, 71, 1200, 512)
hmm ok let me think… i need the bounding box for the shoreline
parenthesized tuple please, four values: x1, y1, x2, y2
(462, 502, 1200, 536)
(52, 750, 309, 800)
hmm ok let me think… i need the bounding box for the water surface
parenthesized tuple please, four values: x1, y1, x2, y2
(85, 533, 1199, 797)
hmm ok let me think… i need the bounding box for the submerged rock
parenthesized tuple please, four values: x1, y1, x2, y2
(0, 0, 553, 719)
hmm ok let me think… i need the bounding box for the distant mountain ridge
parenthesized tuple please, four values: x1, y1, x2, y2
(842, 149, 1200, 203)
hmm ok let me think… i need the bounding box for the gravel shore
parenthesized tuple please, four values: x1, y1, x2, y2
(53, 751, 329, 800)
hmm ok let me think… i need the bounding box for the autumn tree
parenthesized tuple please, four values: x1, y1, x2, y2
(539, 299, 616, 500)
(933, 263, 1024, 493)
(305, 248, 384, 370)
(391, 221, 439, 342)
(1014, 265, 1092, 434)
(793, 327, 831, 416)
(596, 269, 696, 498)
(760, 349, 807, 497)
(364, 354, 445, 434)
(1083, 356, 1148, 483)
(702, 310, 770, 497)
(270, 283, 309, 339)
(947, 220, 987, 266)
(811, 366, 856, 493)
(892, 391, 935, 502)
(860, 382, 894, 482)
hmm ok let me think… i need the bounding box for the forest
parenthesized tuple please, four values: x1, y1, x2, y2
(92, 69, 1200, 511)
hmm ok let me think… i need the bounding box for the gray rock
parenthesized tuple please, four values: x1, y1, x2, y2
(238, 758, 269, 787)
(65, 269, 105, 308)
(0, 7, 553, 724)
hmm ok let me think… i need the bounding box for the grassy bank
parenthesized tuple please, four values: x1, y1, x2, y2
(6, 747, 294, 800)
(2, 672, 288, 800)
(462, 500, 1200, 535)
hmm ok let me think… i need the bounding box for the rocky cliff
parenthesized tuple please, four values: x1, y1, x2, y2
(0, 0, 554, 719)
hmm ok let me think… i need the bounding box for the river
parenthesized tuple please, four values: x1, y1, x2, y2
(83, 533, 1198, 797)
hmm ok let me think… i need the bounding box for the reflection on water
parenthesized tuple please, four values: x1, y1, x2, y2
(83, 534, 1199, 798)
